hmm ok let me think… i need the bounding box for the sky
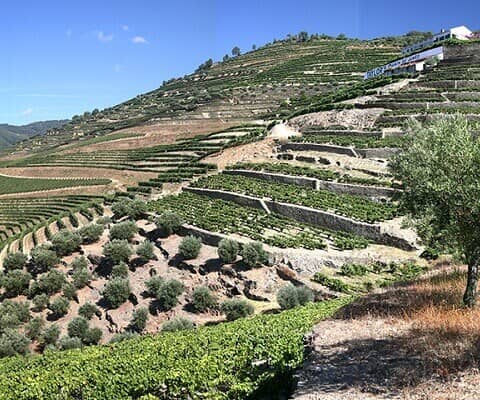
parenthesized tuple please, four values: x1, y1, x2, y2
(1, 0, 478, 125)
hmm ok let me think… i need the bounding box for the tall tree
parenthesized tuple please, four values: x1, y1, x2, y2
(391, 115, 480, 307)
(231, 46, 241, 57)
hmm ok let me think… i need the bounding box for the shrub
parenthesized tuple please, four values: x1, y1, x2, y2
(32, 294, 50, 311)
(217, 239, 239, 263)
(78, 224, 104, 244)
(340, 263, 368, 277)
(136, 241, 155, 262)
(155, 211, 182, 235)
(67, 317, 89, 340)
(72, 267, 91, 289)
(145, 276, 163, 297)
(112, 198, 147, 220)
(103, 278, 130, 308)
(78, 303, 98, 320)
(83, 327, 102, 345)
(0, 300, 31, 331)
(35, 269, 66, 295)
(155, 279, 184, 310)
(3, 252, 27, 271)
(25, 317, 44, 340)
(312, 273, 353, 293)
(221, 299, 254, 321)
(103, 240, 133, 264)
(71, 256, 88, 271)
(111, 262, 129, 279)
(178, 236, 201, 260)
(109, 221, 138, 241)
(0, 329, 30, 358)
(161, 317, 195, 332)
(59, 336, 82, 350)
(240, 242, 268, 268)
(48, 296, 70, 318)
(51, 230, 82, 256)
(62, 283, 77, 301)
(40, 324, 60, 347)
(1, 270, 31, 296)
(192, 287, 217, 313)
(96, 216, 112, 225)
(277, 284, 313, 310)
(30, 245, 60, 272)
(130, 307, 149, 332)
(110, 331, 138, 343)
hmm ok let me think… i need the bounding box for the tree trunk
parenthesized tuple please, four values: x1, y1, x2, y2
(463, 259, 480, 308)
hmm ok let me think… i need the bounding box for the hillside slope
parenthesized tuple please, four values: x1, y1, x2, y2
(0, 120, 67, 150)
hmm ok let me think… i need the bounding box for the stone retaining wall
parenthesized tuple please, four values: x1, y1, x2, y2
(281, 143, 358, 157)
(356, 148, 400, 159)
(224, 169, 318, 189)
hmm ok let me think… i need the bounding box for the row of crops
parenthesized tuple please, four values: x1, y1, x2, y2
(291, 134, 407, 149)
(0, 297, 352, 399)
(150, 192, 369, 250)
(0, 175, 110, 195)
(191, 174, 398, 223)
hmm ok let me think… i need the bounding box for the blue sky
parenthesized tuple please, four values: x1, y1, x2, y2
(1, 0, 478, 125)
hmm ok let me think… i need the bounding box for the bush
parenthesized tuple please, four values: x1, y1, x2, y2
(240, 242, 268, 268)
(78, 303, 98, 320)
(136, 241, 155, 262)
(277, 283, 313, 310)
(130, 307, 149, 332)
(155, 212, 182, 235)
(83, 327, 102, 345)
(71, 256, 88, 271)
(58, 336, 82, 350)
(3, 252, 27, 271)
(221, 299, 254, 321)
(111, 262, 129, 279)
(161, 317, 195, 332)
(67, 317, 89, 340)
(72, 267, 91, 289)
(156, 280, 184, 310)
(30, 245, 60, 272)
(25, 317, 44, 340)
(178, 236, 201, 260)
(96, 216, 112, 225)
(340, 263, 368, 277)
(62, 283, 77, 301)
(112, 198, 147, 220)
(217, 239, 239, 263)
(0, 300, 30, 331)
(110, 331, 138, 343)
(1, 270, 31, 296)
(32, 294, 50, 311)
(48, 296, 70, 318)
(78, 224, 104, 244)
(0, 329, 30, 358)
(35, 269, 66, 295)
(109, 221, 138, 241)
(192, 287, 217, 313)
(145, 276, 163, 297)
(40, 324, 60, 347)
(51, 230, 82, 256)
(103, 278, 130, 308)
(103, 240, 133, 264)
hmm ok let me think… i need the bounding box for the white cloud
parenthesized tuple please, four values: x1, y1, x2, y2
(132, 36, 148, 44)
(122, 25, 129, 31)
(21, 108, 33, 116)
(97, 31, 114, 43)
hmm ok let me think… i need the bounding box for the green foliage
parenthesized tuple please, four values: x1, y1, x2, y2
(312, 273, 354, 293)
(83, 327, 102, 346)
(0, 300, 31, 332)
(178, 235, 202, 260)
(155, 211, 183, 235)
(40, 324, 60, 347)
(62, 283, 77, 301)
(1, 270, 31, 296)
(155, 279, 184, 310)
(67, 317, 89, 340)
(130, 307, 149, 332)
(3, 252, 27, 271)
(78, 224, 104, 244)
(103, 240, 133, 264)
(276, 283, 313, 310)
(72, 267, 91, 289)
(136, 241, 155, 262)
(103, 278, 130, 309)
(71, 256, 88, 271)
(221, 299, 254, 321)
(109, 331, 139, 343)
(30, 245, 60, 272)
(111, 198, 147, 220)
(78, 303, 98, 320)
(340, 263, 368, 277)
(32, 294, 50, 311)
(111, 262, 129, 279)
(33, 269, 66, 295)
(109, 221, 138, 241)
(145, 276, 163, 297)
(192, 287, 217, 313)
(0, 329, 30, 358)
(240, 242, 268, 268)
(51, 230, 82, 256)
(217, 238, 239, 263)
(58, 336, 82, 350)
(161, 317, 195, 333)
(48, 296, 70, 318)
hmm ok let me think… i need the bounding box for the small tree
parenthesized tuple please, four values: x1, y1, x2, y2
(3, 252, 27, 271)
(391, 116, 480, 307)
(78, 302, 98, 320)
(30, 245, 60, 272)
(111, 198, 146, 220)
(35, 269, 66, 295)
(51, 230, 82, 256)
(71, 256, 88, 271)
(155, 212, 183, 235)
(136, 241, 155, 263)
(72, 267, 91, 289)
(217, 238, 239, 263)
(130, 307, 149, 332)
(62, 283, 77, 301)
(78, 224, 104, 244)
(111, 262, 129, 278)
(83, 327, 102, 345)
(162, 317, 195, 332)
(232, 46, 241, 57)
(221, 299, 254, 321)
(40, 324, 60, 347)
(109, 221, 138, 241)
(103, 278, 130, 308)
(240, 242, 268, 268)
(1, 270, 31, 296)
(192, 286, 217, 313)
(32, 294, 50, 311)
(67, 317, 89, 340)
(0, 329, 30, 358)
(178, 236, 202, 260)
(59, 336, 82, 350)
(103, 240, 133, 264)
(276, 283, 313, 310)
(155, 279, 184, 310)
(48, 296, 70, 318)
(145, 276, 164, 297)
(25, 316, 44, 340)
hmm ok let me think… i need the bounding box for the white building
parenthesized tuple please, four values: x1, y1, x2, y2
(402, 26, 473, 55)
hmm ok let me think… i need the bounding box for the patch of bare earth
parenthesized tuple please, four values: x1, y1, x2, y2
(293, 263, 480, 400)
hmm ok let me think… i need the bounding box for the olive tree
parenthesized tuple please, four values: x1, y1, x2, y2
(391, 115, 480, 307)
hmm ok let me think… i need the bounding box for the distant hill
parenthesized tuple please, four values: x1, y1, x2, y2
(0, 120, 68, 149)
